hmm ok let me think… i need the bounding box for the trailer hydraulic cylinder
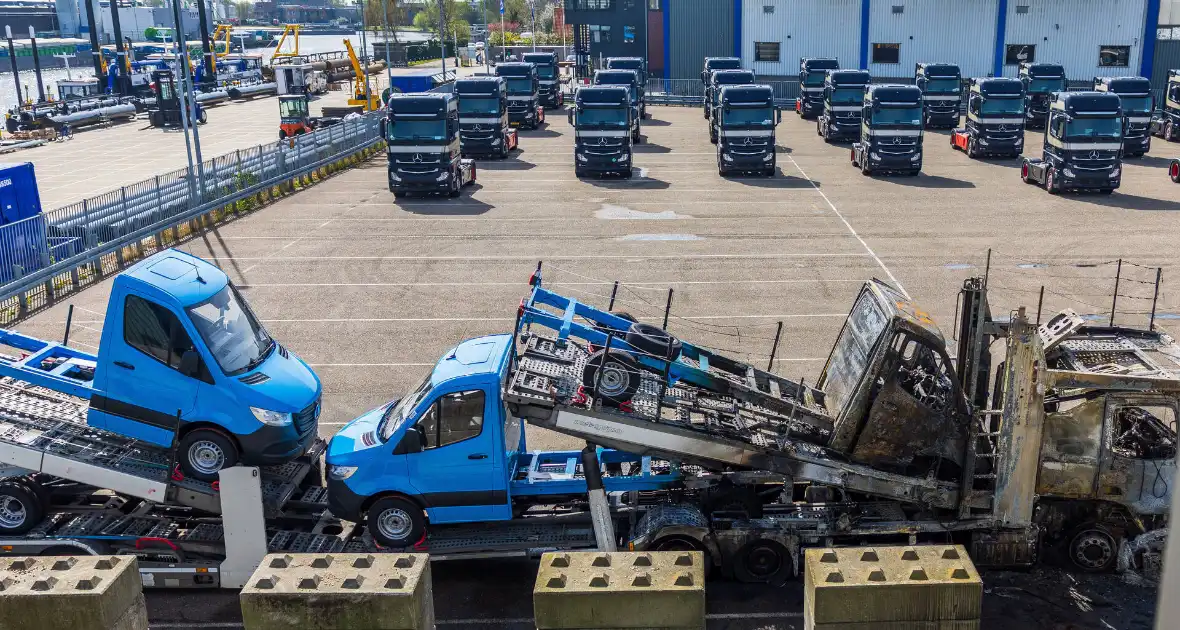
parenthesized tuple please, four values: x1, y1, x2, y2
(581, 444, 617, 552)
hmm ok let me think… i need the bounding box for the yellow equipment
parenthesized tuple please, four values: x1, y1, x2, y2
(271, 24, 301, 62)
(344, 39, 380, 111)
(211, 24, 232, 74)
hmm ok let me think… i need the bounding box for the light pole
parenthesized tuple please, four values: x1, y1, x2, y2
(437, 0, 446, 77)
(168, 0, 202, 196)
(381, 0, 391, 101)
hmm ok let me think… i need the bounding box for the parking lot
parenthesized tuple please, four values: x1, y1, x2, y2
(13, 103, 1178, 629)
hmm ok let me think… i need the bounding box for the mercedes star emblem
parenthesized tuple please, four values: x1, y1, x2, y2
(743, 136, 754, 145)
(413, 153, 422, 162)
(1089, 150, 1100, 160)
(473, 124, 482, 131)
(598, 137, 608, 145)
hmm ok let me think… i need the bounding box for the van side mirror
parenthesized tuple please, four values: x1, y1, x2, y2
(393, 425, 426, 455)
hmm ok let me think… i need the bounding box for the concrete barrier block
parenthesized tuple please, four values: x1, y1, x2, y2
(0, 555, 145, 630)
(804, 545, 982, 626)
(533, 551, 706, 629)
(239, 553, 433, 630)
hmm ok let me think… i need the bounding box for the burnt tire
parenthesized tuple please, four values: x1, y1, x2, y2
(0, 481, 43, 535)
(625, 322, 682, 360)
(367, 496, 426, 548)
(732, 539, 793, 584)
(178, 429, 240, 482)
(582, 349, 640, 405)
(1068, 523, 1119, 572)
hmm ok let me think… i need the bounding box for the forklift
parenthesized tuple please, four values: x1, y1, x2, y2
(148, 69, 207, 128)
(279, 93, 342, 140)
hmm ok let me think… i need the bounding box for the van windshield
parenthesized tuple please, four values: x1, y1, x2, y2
(379, 373, 434, 441)
(186, 284, 273, 376)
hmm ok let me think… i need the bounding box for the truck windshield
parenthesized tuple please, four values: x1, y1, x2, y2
(1028, 78, 1065, 94)
(459, 97, 499, 115)
(980, 98, 1024, 115)
(822, 291, 889, 417)
(506, 77, 533, 94)
(872, 106, 922, 126)
(831, 88, 862, 105)
(1118, 96, 1151, 114)
(379, 373, 434, 441)
(578, 108, 627, 127)
(1066, 117, 1122, 139)
(804, 71, 826, 87)
(387, 119, 446, 141)
(723, 106, 773, 127)
(925, 78, 960, 94)
(536, 66, 555, 79)
(187, 284, 273, 376)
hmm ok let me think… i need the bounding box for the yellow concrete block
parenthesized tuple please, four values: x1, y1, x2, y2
(0, 555, 146, 630)
(534, 551, 706, 629)
(804, 545, 982, 626)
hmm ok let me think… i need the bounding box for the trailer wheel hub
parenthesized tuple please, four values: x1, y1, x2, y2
(0, 496, 26, 528)
(597, 362, 629, 396)
(377, 507, 413, 539)
(189, 440, 227, 476)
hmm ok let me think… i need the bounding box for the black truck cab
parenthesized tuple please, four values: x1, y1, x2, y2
(953, 77, 1025, 158)
(798, 57, 840, 118)
(385, 93, 476, 198)
(606, 57, 647, 118)
(495, 62, 545, 129)
(1018, 62, 1066, 129)
(701, 57, 741, 87)
(1150, 70, 1179, 142)
(1021, 92, 1122, 194)
(705, 68, 756, 123)
(569, 85, 634, 178)
(714, 84, 781, 177)
(817, 69, 871, 142)
(454, 76, 518, 159)
(521, 52, 564, 108)
(1094, 76, 1152, 157)
(592, 69, 643, 143)
(850, 84, 924, 176)
(914, 62, 962, 128)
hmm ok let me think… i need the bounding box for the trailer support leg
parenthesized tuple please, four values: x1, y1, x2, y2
(218, 466, 268, 589)
(581, 444, 617, 552)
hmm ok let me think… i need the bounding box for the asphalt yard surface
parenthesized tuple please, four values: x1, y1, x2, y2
(15, 104, 1178, 629)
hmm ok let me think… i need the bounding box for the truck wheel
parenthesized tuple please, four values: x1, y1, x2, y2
(1166, 121, 1175, 141)
(367, 496, 426, 548)
(0, 481, 43, 535)
(499, 140, 510, 159)
(733, 539, 793, 584)
(709, 129, 717, 144)
(448, 173, 461, 198)
(1046, 168, 1060, 195)
(966, 137, 977, 158)
(1171, 161, 1180, 183)
(1020, 162, 1033, 184)
(582, 349, 640, 406)
(624, 168, 634, 179)
(575, 166, 586, 178)
(179, 429, 240, 482)
(198, 109, 208, 124)
(816, 119, 823, 137)
(1068, 523, 1119, 572)
(625, 322, 682, 360)
(860, 155, 872, 176)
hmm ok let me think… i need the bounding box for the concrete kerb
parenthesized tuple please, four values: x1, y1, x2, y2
(239, 552, 434, 630)
(0, 555, 148, 630)
(533, 550, 707, 629)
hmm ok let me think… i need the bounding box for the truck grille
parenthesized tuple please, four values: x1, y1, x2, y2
(294, 399, 320, 435)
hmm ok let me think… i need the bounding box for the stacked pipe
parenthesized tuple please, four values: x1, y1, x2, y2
(49, 103, 136, 127)
(327, 61, 386, 84)
(227, 83, 276, 99)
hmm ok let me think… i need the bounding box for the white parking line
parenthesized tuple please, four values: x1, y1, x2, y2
(786, 155, 909, 298)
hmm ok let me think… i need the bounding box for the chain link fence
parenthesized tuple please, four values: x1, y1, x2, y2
(0, 111, 385, 325)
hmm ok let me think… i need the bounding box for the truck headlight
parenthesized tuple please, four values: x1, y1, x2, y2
(250, 407, 293, 427)
(390, 172, 401, 182)
(327, 465, 358, 481)
(1109, 167, 1120, 178)
(576, 153, 588, 163)
(492, 137, 501, 145)
(762, 153, 773, 162)
(436, 171, 449, 182)
(870, 152, 881, 161)
(617, 153, 629, 163)
(1062, 168, 1075, 178)
(977, 138, 989, 146)
(910, 154, 921, 162)
(722, 153, 733, 162)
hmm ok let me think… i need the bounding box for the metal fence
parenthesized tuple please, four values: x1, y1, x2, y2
(645, 78, 802, 107)
(0, 112, 385, 325)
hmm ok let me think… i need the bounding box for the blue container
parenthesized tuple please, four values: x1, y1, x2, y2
(0, 162, 47, 285)
(0, 162, 42, 225)
(389, 69, 445, 95)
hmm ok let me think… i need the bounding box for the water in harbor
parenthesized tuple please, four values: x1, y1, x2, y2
(0, 32, 432, 111)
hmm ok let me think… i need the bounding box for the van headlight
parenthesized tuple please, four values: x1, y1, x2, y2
(251, 407, 293, 426)
(327, 465, 358, 480)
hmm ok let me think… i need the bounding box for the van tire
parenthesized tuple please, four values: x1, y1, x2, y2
(179, 429, 240, 482)
(583, 350, 640, 405)
(367, 496, 426, 548)
(626, 322, 682, 360)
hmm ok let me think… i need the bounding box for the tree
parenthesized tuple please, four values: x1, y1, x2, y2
(364, 0, 405, 34)
(232, 1, 251, 21)
(411, 0, 470, 44)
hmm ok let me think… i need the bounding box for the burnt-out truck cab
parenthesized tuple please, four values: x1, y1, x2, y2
(1021, 91, 1122, 195)
(1094, 76, 1153, 157)
(951, 77, 1025, 158)
(798, 57, 840, 119)
(914, 62, 962, 128)
(1019, 62, 1066, 129)
(850, 84, 924, 176)
(817, 69, 870, 142)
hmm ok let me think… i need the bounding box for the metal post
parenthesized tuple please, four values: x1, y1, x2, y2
(661, 288, 673, 329)
(530, 0, 536, 51)
(358, 0, 371, 107)
(1150, 268, 1162, 331)
(82, 0, 103, 83)
(767, 320, 783, 371)
(28, 27, 45, 102)
(1109, 258, 1122, 327)
(437, 0, 446, 77)
(382, 0, 393, 99)
(194, 0, 213, 86)
(62, 304, 74, 346)
(1035, 286, 1044, 327)
(581, 444, 617, 552)
(169, 0, 204, 195)
(5, 27, 23, 106)
(608, 280, 618, 310)
(982, 248, 992, 290)
(108, 0, 127, 94)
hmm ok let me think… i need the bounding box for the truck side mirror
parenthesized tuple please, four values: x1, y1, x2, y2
(567, 109, 574, 125)
(393, 425, 426, 455)
(776, 108, 782, 124)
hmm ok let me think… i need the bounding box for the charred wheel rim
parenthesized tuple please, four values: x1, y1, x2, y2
(377, 507, 414, 541)
(743, 542, 785, 579)
(0, 495, 26, 529)
(188, 440, 227, 476)
(1070, 529, 1116, 571)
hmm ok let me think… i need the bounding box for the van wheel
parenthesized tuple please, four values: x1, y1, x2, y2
(0, 481, 43, 535)
(179, 429, 240, 482)
(583, 349, 640, 406)
(367, 496, 426, 548)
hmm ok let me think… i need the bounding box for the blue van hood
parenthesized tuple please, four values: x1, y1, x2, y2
(236, 346, 321, 411)
(327, 403, 388, 462)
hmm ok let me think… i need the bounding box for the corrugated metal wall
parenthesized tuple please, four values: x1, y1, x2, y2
(1153, 39, 1180, 87)
(669, 0, 735, 80)
(867, 0, 998, 78)
(741, 0, 860, 79)
(1161, 0, 1180, 23)
(1001, 0, 1149, 78)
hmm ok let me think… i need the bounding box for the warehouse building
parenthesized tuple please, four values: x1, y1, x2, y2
(584, 0, 1164, 84)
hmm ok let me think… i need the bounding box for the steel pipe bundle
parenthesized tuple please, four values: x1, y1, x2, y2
(49, 103, 137, 127)
(227, 82, 276, 99)
(195, 90, 230, 105)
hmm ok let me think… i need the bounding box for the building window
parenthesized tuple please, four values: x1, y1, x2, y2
(623, 0, 635, 10)
(763, 4, 774, 13)
(1015, 4, 1029, 13)
(872, 43, 900, 64)
(590, 24, 612, 43)
(576, 0, 612, 9)
(1005, 44, 1035, 65)
(754, 42, 780, 62)
(1099, 45, 1130, 67)
(648, 0, 660, 9)
(891, 5, 904, 13)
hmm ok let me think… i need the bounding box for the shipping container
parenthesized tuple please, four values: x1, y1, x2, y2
(0, 162, 49, 286)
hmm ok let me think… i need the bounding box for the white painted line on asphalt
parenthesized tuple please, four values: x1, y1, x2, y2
(238, 279, 865, 288)
(204, 253, 872, 261)
(786, 155, 910, 298)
